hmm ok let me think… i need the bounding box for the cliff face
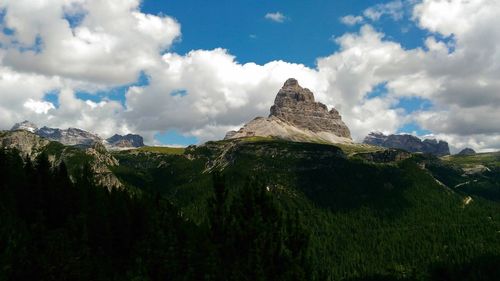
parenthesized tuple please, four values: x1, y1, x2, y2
(363, 132, 450, 156)
(225, 78, 352, 144)
(269, 78, 351, 138)
(106, 134, 145, 148)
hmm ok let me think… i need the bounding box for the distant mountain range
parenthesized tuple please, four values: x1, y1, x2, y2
(10, 120, 144, 149)
(363, 132, 450, 156)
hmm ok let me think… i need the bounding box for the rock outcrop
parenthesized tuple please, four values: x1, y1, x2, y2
(457, 148, 476, 156)
(106, 134, 145, 148)
(225, 78, 352, 144)
(363, 132, 450, 156)
(11, 120, 38, 133)
(0, 130, 50, 159)
(0, 130, 123, 190)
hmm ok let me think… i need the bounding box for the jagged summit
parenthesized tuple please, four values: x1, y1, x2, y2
(363, 132, 450, 156)
(36, 126, 102, 146)
(225, 78, 352, 144)
(457, 147, 476, 156)
(11, 120, 38, 133)
(106, 134, 144, 148)
(269, 78, 351, 138)
(9, 121, 145, 149)
(272, 78, 315, 103)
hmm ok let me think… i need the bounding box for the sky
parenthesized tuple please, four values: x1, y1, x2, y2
(0, 0, 500, 152)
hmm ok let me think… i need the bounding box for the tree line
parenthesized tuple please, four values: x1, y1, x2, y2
(0, 149, 310, 281)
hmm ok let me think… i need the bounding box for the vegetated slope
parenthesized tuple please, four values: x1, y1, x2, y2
(0, 147, 311, 281)
(113, 138, 500, 280)
(0, 130, 122, 189)
(430, 152, 500, 202)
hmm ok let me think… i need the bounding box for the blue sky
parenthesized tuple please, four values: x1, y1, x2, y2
(141, 0, 427, 67)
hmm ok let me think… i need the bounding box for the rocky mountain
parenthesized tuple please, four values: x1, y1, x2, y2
(11, 120, 38, 133)
(106, 134, 144, 148)
(0, 130, 122, 189)
(1, 129, 50, 159)
(225, 78, 352, 144)
(363, 132, 450, 156)
(36, 126, 102, 147)
(9, 121, 144, 149)
(458, 147, 476, 156)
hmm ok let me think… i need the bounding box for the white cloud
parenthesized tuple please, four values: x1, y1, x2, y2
(0, 0, 181, 86)
(340, 15, 364, 26)
(0, 62, 62, 129)
(23, 99, 55, 114)
(264, 12, 287, 23)
(363, 0, 404, 21)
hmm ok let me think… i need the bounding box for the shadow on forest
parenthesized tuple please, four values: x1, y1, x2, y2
(115, 140, 427, 219)
(294, 153, 413, 216)
(345, 254, 500, 281)
(266, 142, 420, 218)
(221, 140, 414, 217)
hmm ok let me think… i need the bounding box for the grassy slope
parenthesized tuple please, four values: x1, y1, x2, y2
(442, 152, 500, 167)
(112, 139, 500, 280)
(135, 146, 186, 155)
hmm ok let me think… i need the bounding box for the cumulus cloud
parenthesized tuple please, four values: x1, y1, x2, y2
(407, 0, 500, 149)
(264, 12, 287, 23)
(23, 99, 55, 114)
(0, 0, 181, 86)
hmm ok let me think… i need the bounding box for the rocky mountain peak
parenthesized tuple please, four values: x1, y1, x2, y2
(225, 78, 352, 144)
(458, 147, 476, 156)
(283, 77, 299, 87)
(269, 78, 350, 138)
(11, 120, 38, 133)
(106, 134, 145, 148)
(9, 121, 145, 149)
(37, 126, 102, 146)
(272, 78, 315, 106)
(363, 132, 450, 156)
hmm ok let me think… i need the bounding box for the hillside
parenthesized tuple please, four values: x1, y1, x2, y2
(2, 132, 500, 280)
(111, 138, 500, 280)
(0, 130, 122, 189)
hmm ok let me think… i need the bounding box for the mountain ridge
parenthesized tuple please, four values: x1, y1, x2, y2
(363, 131, 450, 156)
(10, 120, 145, 149)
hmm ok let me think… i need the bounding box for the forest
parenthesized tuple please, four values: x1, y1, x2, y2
(0, 148, 309, 281)
(1, 146, 500, 280)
